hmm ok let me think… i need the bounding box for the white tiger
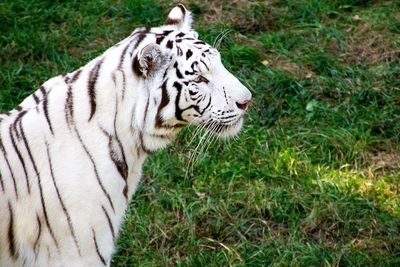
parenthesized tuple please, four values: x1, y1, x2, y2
(0, 4, 251, 267)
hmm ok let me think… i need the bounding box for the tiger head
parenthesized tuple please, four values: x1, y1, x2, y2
(132, 4, 251, 144)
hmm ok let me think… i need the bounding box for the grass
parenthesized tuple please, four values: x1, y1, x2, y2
(1, 0, 400, 266)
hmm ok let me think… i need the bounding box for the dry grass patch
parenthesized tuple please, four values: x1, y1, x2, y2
(344, 23, 400, 64)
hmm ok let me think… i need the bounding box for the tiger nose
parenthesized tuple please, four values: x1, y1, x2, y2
(236, 100, 250, 110)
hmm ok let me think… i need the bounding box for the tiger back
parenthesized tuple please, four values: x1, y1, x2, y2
(0, 4, 251, 267)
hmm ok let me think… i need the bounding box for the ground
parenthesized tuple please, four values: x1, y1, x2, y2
(0, 0, 399, 266)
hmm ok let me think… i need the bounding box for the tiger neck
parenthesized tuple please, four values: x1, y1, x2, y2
(90, 68, 180, 199)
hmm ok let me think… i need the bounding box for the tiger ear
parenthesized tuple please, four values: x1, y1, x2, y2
(165, 4, 193, 31)
(134, 44, 163, 78)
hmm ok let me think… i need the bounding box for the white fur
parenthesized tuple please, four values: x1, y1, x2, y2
(0, 5, 251, 267)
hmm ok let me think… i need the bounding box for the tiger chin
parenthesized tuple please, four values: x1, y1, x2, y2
(0, 4, 251, 267)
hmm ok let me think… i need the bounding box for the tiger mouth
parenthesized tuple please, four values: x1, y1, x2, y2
(202, 117, 243, 137)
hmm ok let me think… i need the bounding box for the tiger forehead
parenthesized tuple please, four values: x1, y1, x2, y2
(152, 29, 211, 52)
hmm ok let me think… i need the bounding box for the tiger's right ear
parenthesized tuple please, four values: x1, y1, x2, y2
(165, 4, 193, 32)
(133, 44, 171, 78)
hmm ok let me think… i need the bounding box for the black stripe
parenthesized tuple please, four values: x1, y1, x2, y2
(32, 93, 40, 104)
(69, 69, 82, 84)
(8, 126, 23, 198)
(19, 122, 59, 248)
(118, 44, 131, 70)
(185, 62, 199, 75)
(163, 30, 174, 36)
(143, 94, 150, 128)
(46, 142, 81, 255)
(174, 82, 184, 121)
(74, 127, 115, 212)
(166, 40, 173, 49)
(111, 96, 129, 198)
(177, 4, 186, 15)
(121, 71, 127, 100)
(0, 173, 3, 192)
(0, 138, 17, 197)
(174, 62, 183, 79)
(132, 28, 149, 51)
(156, 35, 165, 44)
(223, 87, 229, 105)
(102, 205, 115, 241)
(155, 80, 170, 127)
(88, 59, 104, 121)
(100, 98, 128, 201)
(65, 85, 74, 128)
(13, 110, 27, 140)
(41, 86, 54, 135)
(177, 46, 183, 56)
(92, 228, 106, 266)
(186, 49, 193, 59)
(200, 96, 212, 114)
(64, 75, 70, 84)
(8, 201, 17, 259)
(132, 55, 143, 77)
(200, 59, 210, 71)
(101, 129, 128, 199)
(177, 32, 185, 38)
(34, 214, 42, 255)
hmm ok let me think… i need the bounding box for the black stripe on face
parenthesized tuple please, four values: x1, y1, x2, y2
(200, 59, 210, 71)
(173, 62, 183, 79)
(88, 59, 104, 121)
(176, 32, 185, 38)
(157, 30, 174, 44)
(92, 228, 106, 266)
(185, 61, 199, 75)
(174, 82, 185, 121)
(132, 28, 150, 51)
(166, 40, 173, 49)
(156, 35, 165, 45)
(155, 80, 170, 127)
(186, 49, 193, 60)
(8, 201, 17, 259)
(177, 46, 183, 56)
(132, 54, 143, 77)
(46, 142, 81, 255)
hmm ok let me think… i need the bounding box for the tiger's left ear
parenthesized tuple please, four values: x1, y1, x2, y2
(165, 4, 193, 31)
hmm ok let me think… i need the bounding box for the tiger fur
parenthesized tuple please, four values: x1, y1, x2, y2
(0, 4, 252, 267)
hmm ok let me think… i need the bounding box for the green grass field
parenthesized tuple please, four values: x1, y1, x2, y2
(1, 0, 400, 266)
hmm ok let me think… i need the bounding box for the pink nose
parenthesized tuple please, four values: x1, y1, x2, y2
(236, 100, 249, 110)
